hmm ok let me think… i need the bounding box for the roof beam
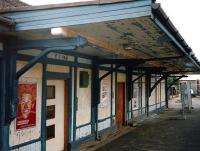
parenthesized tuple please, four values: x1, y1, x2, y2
(8, 36, 88, 50)
(95, 56, 183, 65)
(167, 75, 187, 91)
(16, 46, 76, 79)
(134, 67, 166, 73)
(2, 0, 151, 31)
(96, 58, 146, 66)
(63, 28, 145, 58)
(99, 65, 121, 81)
(150, 74, 167, 96)
(132, 73, 145, 83)
(144, 56, 183, 61)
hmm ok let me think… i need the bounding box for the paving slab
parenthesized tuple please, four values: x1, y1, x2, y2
(95, 98, 200, 151)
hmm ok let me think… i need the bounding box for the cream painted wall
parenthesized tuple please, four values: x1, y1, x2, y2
(10, 61, 72, 149)
(76, 68, 91, 126)
(131, 76, 166, 116)
(19, 50, 75, 62)
(10, 61, 42, 147)
(77, 57, 92, 64)
(161, 81, 166, 102)
(149, 80, 156, 105)
(117, 73, 126, 82)
(47, 64, 70, 73)
(157, 83, 161, 104)
(9, 59, 167, 147)
(142, 82, 146, 109)
(98, 70, 111, 120)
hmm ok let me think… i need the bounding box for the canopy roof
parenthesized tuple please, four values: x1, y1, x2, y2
(0, 0, 199, 73)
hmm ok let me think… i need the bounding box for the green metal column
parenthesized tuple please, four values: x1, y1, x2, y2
(1, 51, 9, 151)
(73, 62, 77, 142)
(145, 74, 151, 116)
(125, 66, 132, 124)
(0, 58, 4, 150)
(110, 65, 113, 126)
(165, 76, 168, 108)
(1, 48, 17, 151)
(91, 61, 100, 140)
(41, 60, 47, 151)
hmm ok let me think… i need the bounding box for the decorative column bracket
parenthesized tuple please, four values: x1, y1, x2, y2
(8, 36, 87, 124)
(132, 73, 145, 83)
(167, 75, 187, 91)
(16, 36, 88, 79)
(99, 65, 121, 81)
(149, 74, 168, 96)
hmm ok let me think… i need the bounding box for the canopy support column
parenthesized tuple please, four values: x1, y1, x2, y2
(145, 74, 151, 116)
(166, 75, 186, 108)
(126, 66, 133, 123)
(91, 61, 100, 140)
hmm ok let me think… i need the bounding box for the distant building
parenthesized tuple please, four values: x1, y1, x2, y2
(180, 75, 200, 96)
(1, 1, 200, 151)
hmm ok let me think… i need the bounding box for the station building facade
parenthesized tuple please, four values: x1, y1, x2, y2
(0, 0, 200, 151)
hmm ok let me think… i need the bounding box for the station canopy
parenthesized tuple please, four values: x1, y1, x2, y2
(0, 0, 200, 73)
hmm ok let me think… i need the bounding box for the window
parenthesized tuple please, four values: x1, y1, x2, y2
(46, 125, 55, 140)
(79, 71, 89, 88)
(46, 85, 55, 99)
(46, 105, 55, 120)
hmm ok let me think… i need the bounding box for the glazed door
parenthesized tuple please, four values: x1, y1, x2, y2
(117, 82, 125, 128)
(46, 80, 68, 151)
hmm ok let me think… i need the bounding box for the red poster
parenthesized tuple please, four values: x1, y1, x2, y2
(16, 83, 37, 130)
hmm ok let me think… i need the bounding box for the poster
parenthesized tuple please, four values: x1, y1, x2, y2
(99, 78, 110, 108)
(16, 83, 37, 130)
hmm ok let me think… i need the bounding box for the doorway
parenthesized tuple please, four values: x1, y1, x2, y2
(117, 82, 125, 128)
(46, 79, 69, 151)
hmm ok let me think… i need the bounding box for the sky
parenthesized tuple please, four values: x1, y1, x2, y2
(156, 0, 200, 60)
(21, 0, 200, 60)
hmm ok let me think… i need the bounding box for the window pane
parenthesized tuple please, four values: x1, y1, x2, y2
(46, 125, 55, 140)
(46, 105, 55, 120)
(46, 85, 55, 99)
